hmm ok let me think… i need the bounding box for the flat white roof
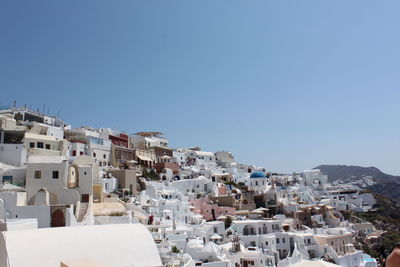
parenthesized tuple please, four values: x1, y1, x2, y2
(194, 151, 215, 157)
(27, 155, 67, 163)
(24, 132, 58, 142)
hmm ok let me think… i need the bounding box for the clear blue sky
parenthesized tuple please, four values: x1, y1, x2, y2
(1, 1, 400, 174)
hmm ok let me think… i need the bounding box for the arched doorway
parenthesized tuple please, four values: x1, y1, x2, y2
(68, 165, 79, 188)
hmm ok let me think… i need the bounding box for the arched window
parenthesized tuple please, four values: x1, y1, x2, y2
(243, 225, 249, 235)
(263, 224, 268, 234)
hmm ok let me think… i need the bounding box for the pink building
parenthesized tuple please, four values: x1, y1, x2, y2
(190, 198, 236, 221)
(217, 184, 228, 195)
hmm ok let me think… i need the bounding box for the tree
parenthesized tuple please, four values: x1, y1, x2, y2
(225, 216, 233, 229)
(171, 246, 180, 253)
(142, 168, 159, 180)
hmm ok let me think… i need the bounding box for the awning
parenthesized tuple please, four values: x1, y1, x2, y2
(210, 234, 222, 240)
(0, 183, 25, 192)
(136, 155, 153, 162)
(235, 210, 249, 215)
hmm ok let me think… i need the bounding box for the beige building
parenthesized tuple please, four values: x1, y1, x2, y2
(314, 231, 354, 256)
(24, 132, 68, 157)
(26, 155, 99, 205)
(107, 169, 137, 195)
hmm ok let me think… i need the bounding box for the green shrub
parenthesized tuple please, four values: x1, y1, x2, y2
(224, 216, 232, 229)
(171, 246, 180, 253)
(109, 212, 124, 216)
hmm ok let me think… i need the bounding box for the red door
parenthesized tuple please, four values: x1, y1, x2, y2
(51, 209, 65, 227)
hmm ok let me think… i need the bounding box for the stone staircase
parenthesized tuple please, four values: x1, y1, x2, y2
(76, 202, 89, 222)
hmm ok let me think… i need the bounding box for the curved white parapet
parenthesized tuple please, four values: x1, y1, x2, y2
(0, 223, 162, 267)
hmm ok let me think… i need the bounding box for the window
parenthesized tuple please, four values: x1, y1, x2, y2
(80, 151, 83, 155)
(214, 227, 218, 233)
(266, 241, 268, 245)
(2, 176, 12, 183)
(90, 137, 104, 146)
(72, 150, 77, 156)
(37, 142, 44, 149)
(34, 171, 41, 179)
(29, 142, 35, 148)
(93, 152, 96, 158)
(276, 238, 280, 244)
(103, 154, 106, 159)
(45, 144, 51, 150)
(282, 238, 285, 243)
(52, 171, 59, 179)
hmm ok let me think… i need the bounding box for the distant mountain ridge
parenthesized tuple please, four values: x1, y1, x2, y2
(314, 164, 400, 204)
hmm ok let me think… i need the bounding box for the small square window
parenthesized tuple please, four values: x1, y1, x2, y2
(52, 171, 59, 179)
(34, 171, 41, 179)
(45, 144, 51, 150)
(29, 142, 35, 148)
(37, 142, 44, 149)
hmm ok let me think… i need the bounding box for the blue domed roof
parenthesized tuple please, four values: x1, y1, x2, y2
(250, 171, 266, 178)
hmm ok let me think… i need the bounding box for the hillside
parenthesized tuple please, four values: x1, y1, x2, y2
(314, 165, 400, 205)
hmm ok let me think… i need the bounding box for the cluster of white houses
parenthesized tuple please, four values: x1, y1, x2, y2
(0, 106, 381, 267)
